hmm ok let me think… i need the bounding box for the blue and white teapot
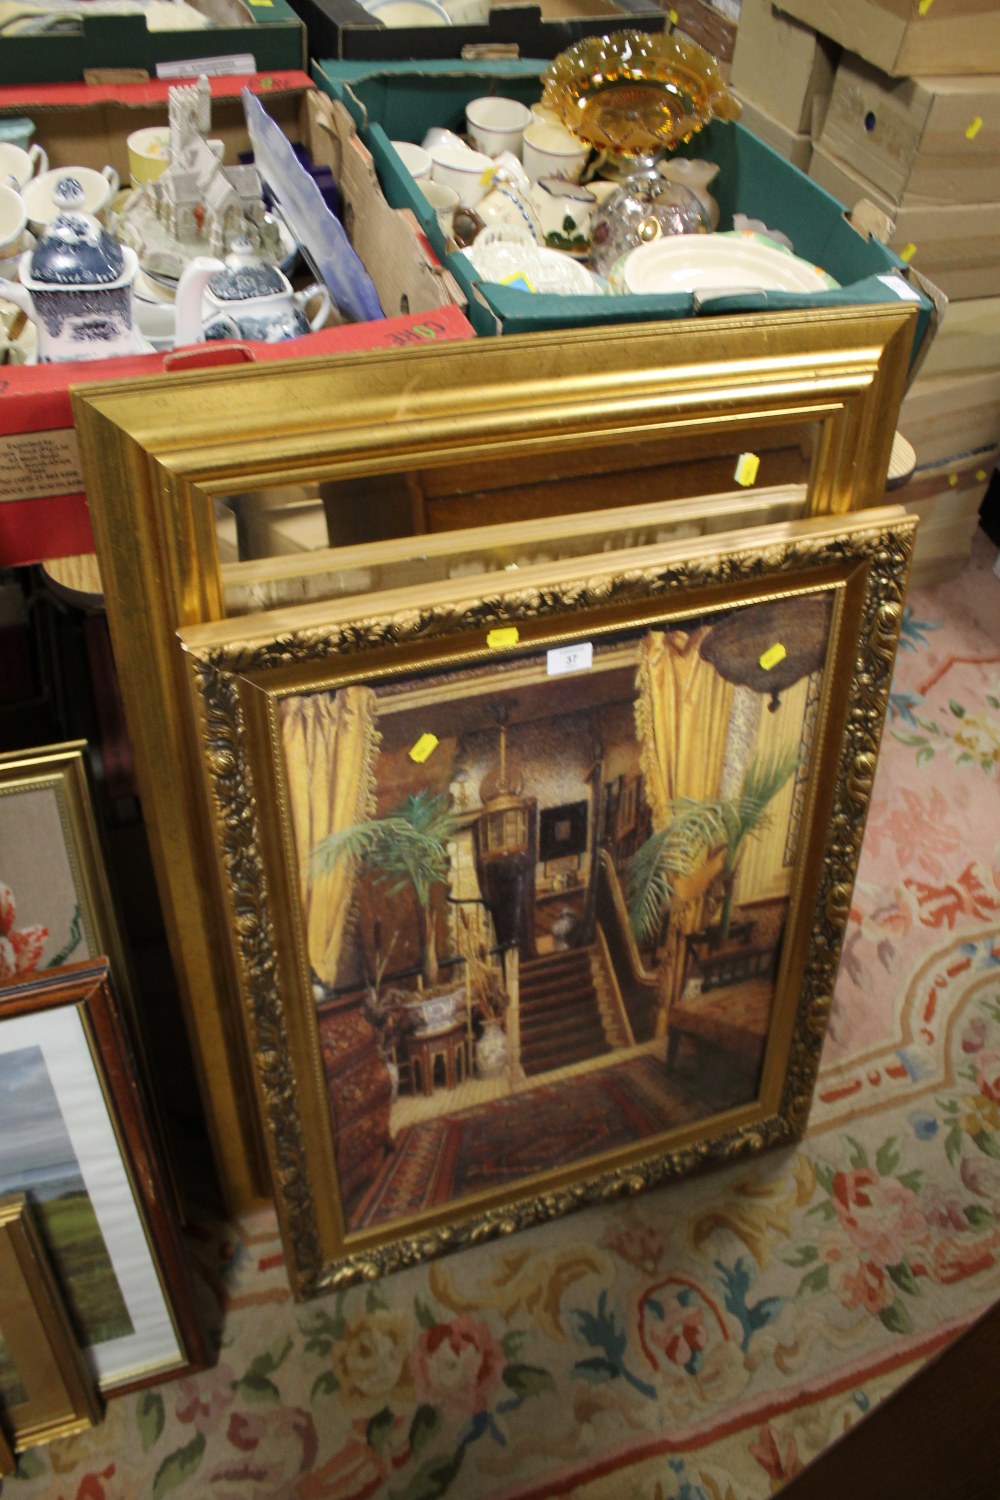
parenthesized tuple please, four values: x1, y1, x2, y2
(0, 177, 147, 363)
(173, 237, 330, 348)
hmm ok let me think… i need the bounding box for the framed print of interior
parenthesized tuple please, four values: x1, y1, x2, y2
(178, 504, 916, 1296)
(0, 961, 207, 1393)
(72, 305, 917, 1211)
(0, 1193, 101, 1453)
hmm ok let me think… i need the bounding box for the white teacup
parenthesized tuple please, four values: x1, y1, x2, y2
(0, 181, 27, 250)
(391, 140, 433, 180)
(417, 178, 460, 236)
(430, 142, 494, 208)
(0, 140, 47, 192)
(22, 165, 120, 231)
(0, 182, 28, 269)
(465, 96, 532, 159)
(521, 121, 590, 184)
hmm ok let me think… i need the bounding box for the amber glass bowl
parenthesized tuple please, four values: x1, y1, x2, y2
(541, 30, 741, 160)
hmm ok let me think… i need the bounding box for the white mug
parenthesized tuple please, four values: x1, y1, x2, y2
(465, 96, 532, 160)
(521, 121, 590, 185)
(0, 140, 47, 192)
(430, 142, 494, 208)
(391, 140, 433, 180)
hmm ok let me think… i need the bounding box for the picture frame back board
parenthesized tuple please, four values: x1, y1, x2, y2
(72, 305, 917, 1213)
(0, 1192, 102, 1453)
(178, 503, 916, 1297)
(0, 961, 208, 1393)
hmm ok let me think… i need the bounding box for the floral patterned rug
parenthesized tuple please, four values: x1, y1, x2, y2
(5, 530, 999, 1500)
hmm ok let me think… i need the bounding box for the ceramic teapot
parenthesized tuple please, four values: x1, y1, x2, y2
(0, 177, 146, 363)
(173, 237, 331, 347)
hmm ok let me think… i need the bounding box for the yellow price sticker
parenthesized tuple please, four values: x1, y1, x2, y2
(976, 469, 988, 482)
(759, 643, 787, 672)
(966, 116, 984, 140)
(246, 0, 274, 7)
(409, 732, 439, 764)
(487, 626, 520, 649)
(734, 452, 760, 487)
(918, 0, 934, 14)
(668, 7, 678, 22)
(899, 242, 917, 262)
(949, 473, 959, 487)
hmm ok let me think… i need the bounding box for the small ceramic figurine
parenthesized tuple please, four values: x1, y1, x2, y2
(0, 178, 146, 363)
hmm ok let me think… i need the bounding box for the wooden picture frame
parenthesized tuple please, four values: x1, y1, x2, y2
(0, 962, 207, 1393)
(0, 742, 134, 1002)
(0, 1193, 101, 1453)
(178, 504, 915, 1296)
(72, 307, 917, 1213)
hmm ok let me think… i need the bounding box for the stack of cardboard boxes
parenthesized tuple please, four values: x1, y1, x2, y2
(731, 0, 1000, 582)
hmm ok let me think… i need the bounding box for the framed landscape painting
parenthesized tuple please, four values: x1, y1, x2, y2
(180, 504, 916, 1297)
(0, 962, 206, 1393)
(0, 1193, 101, 1453)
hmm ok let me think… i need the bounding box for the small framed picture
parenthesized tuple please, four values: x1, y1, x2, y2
(0, 962, 207, 1394)
(0, 741, 132, 997)
(0, 1192, 101, 1453)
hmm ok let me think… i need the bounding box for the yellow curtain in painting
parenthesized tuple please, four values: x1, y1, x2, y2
(635, 628, 734, 825)
(280, 686, 379, 985)
(635, 629, 733, 1033)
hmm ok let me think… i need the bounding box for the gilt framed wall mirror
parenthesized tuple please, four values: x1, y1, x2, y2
(72, 304, 916, 1213)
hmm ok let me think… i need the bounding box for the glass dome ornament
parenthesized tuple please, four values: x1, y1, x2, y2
(540, 30, 740, 178)
(589, 170, 711, 279)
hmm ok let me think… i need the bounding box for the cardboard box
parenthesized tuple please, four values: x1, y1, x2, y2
(774, 0, 1000, 78)
(810, 144, 1000, 300)
(917, 297, 1000, 378)
(818, 54, 1000, 205)
(668, 0, 739, 66)
(0, 0, 304, 87)
(733, 93, 813, 172)
(731, 0, 839, 134)
(316, 56, 935, 350)
(295, 0, 664, 64)
(893, 448, 999, 584)
(899, 369, 1000, 467)
(0, 76, 474, 567)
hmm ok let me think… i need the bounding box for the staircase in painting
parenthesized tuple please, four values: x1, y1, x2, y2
(518, 947, 611, 1077)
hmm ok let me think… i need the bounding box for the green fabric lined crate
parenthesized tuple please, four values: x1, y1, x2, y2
(314, 56, 934, 358)
(0, 0, 305, 85)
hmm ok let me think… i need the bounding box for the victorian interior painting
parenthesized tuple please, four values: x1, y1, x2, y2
(280, 590, 833, 1233)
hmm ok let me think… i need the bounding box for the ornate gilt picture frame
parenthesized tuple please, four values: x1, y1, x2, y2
(0, 961, 207, 1392)
(0, 1192, 101, 1454)
(178, 505, 915, 1296)
(72, 307, 917, 1214)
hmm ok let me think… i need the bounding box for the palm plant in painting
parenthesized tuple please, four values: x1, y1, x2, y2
(310, 790, 460, 989)
(627, 747, 798, 949)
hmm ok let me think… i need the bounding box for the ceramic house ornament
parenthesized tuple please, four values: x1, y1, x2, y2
(115, 75, 277, 283)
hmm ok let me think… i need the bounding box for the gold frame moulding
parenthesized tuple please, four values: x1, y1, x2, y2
(71, 307, 917, 1213)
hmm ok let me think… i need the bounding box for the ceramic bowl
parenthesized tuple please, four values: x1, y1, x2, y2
(22, 165, 119, 231)
(430, 142, 494, 208)
(0, 140, 46, 192)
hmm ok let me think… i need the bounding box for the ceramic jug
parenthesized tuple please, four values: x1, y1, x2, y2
(173, 237, 330, 347)
(0, 178, 146, 363)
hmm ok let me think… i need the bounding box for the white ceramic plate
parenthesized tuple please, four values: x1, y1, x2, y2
(621, 233, 838, 297)
(365, 0, 451, 24)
